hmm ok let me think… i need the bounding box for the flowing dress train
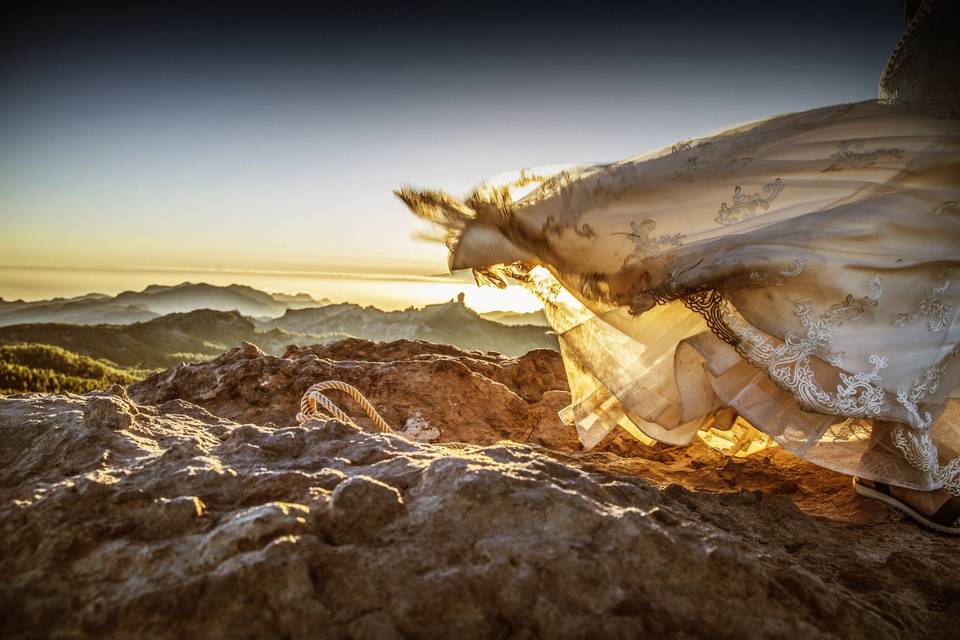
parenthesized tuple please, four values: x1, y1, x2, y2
(398, 0, 960, 494)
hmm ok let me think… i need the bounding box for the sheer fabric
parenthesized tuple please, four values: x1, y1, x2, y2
(398, 0, 960, 493)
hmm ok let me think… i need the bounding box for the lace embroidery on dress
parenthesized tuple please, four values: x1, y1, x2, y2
(935, 201, 960, 216)
(879, 0, 960, 119)
(824, 418, 873, 445)
(715, 178, 784, 225)
(722, 279, 887, 417)
(821, 141, 904, 172)
(787, 103, 858, 132)
(616, 220, 686, 265)
(891, 344, 960, 495)
(529, 164, 667, 237)
(749, 255, 807, 288)
(640, 256, 809, 346)
(657, 273, 960, 496)
(894, 268, 952, 332)
(543, 217, 596, 239)
(670, 137, 759, 183)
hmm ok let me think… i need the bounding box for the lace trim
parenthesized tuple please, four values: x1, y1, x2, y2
(935, 201, 960, 216)
(724, 280, 886, 417)
(670, 137, 759, 184)
(821, 141, 904, 172)
(543, 216, 596, 239)
(643, 256, 809, 349)
(749, 254, 807, 289)
(715, 178, 784, 225)
(615, 219, 686, 266)
(678, 290, 741, 347)
(894, 268, 952, 332)
(891, 344, 960, 495)
(660, 275, 960, 495)
(879, 0, 937, 101)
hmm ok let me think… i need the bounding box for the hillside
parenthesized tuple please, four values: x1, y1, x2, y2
(0, 300, 557, 377)
(0, 282, 329, 327)
(0, 343, 140, 394)
(265, 299, 557, 356)
(0, 309, 322, 369)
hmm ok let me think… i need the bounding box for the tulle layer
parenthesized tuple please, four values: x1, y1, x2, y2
(553, 295, 960, 491)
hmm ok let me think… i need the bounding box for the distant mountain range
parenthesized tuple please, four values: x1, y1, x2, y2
(0, 309, 325, 369)
(0, 283, 556, 390)
(0, 282, 330, 326)
(263, 300, 556, 356)
(479, 310, 549, 327)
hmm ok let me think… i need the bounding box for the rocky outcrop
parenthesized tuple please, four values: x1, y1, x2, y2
(3, 340, 960, 638)
(129, 339, 576, 450)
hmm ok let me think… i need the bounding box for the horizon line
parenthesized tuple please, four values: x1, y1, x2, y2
(0, 263, 473, 284)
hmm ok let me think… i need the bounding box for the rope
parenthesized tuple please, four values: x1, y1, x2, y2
(296, 381, 475, 450)
(296, 380, 394, 434)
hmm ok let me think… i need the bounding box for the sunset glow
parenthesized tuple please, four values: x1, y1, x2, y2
(0, 4, 900, 310)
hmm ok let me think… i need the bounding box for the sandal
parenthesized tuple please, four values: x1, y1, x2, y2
(853, 477, 960, 535)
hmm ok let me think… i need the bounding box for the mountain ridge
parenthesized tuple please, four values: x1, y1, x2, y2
(264, 299, 556, 356)
(0, 309, 319, 369)
(0, 301, 557, 375)
(0, 282, 330, 326)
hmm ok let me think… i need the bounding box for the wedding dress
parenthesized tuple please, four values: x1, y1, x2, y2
(398, 0, 960, 495)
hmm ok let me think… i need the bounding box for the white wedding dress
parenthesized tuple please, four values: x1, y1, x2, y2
(399, 0, 960, 494)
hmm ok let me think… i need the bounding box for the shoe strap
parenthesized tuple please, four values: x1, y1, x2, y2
(932, 496, 960, 528)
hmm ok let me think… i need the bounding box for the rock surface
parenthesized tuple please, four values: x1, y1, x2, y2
(129, 339, 576, 449)
(2, 339, 959, 639)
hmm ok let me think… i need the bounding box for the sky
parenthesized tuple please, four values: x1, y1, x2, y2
(0, 1, 906, 305)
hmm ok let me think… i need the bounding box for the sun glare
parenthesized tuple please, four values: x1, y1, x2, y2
(461, 283, 543, 314)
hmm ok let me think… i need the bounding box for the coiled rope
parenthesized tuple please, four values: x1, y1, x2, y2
(296, 380, 394, 434)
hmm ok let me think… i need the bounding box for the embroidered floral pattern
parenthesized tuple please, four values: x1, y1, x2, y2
(398, 82, 960, 496)
(794, 289, 881, 368)
(674, 277, 890, 418)
(824, 418, 872, 444)
(724, 298, 888, 419)
(749, 255, 807, 288)
(822, 141, 904, 172)
(894, 269, 952, 332)
(672, 275, 960, 496)
(788, 103, 857, 132)
(935, 201, 960, 216)
(615, 219, 686, 265)
(671, 139, 753, 183)
(645, 265, 960, 494)
(542, 216, 596, 239)
(641, 254, 807, 319)
(715, 178, 784, 225)
(891, 344, 960, 495)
